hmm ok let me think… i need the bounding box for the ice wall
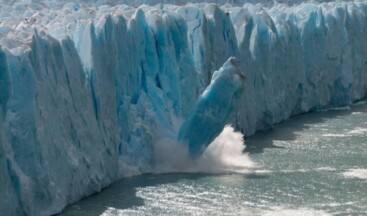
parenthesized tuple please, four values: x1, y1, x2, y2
(1, 1, 367, 215)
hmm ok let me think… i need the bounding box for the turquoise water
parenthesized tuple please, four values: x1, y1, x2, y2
(59, 102, 367, 216)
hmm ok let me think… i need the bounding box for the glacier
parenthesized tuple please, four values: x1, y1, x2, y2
(1, 0, 367, 215)
(178, 57, 245, 158)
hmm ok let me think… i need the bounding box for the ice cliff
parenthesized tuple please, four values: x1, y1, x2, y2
(1, 1, 367, 215)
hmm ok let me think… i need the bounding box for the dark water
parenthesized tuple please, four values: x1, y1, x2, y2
(60, 102, 367, 216)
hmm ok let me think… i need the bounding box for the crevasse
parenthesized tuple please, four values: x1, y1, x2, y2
(0, 1, 367, 215)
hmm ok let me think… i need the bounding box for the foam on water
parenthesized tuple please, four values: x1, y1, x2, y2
(316, 167, 337, 171)
(253, 166, 337, 174)
(322, 134, 347, 137)
(351, 112, 363, 115)
(343, 169, 367, 180)
(322, 127, 367, 137)
(347, 127, 367, 136)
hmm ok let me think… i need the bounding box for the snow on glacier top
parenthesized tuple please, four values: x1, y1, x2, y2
(0, 0, 363, 54)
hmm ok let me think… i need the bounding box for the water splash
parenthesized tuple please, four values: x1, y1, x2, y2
(153, 125, 255, 174)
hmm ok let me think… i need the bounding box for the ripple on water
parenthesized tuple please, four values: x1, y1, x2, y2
(262, 206, 331, 216)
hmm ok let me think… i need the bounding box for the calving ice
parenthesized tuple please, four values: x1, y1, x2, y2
(0, 1, 367, 215)
(178, 57, 244, 158)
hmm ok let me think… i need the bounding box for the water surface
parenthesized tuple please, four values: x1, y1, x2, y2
(60, 102, 367, 216)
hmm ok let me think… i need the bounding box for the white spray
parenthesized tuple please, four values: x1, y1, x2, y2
(153, 125, 255, 174)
